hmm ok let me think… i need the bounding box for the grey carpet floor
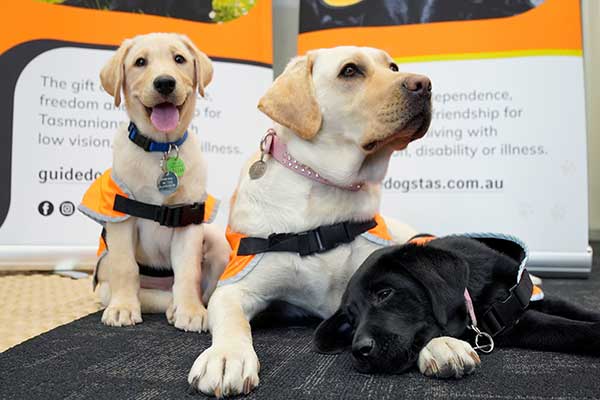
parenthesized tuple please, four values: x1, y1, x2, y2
(1, 243, 599, 400)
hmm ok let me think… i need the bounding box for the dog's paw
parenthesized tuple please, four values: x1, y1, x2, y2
(101, 301, 142, 327)
(166, 302, 208, 332)
(188, 344, 260, 397)
(418, 337, 480, 379)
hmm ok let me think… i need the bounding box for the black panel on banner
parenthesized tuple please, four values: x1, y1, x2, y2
(299, 0, 542, 33)
(61, 0, 213, 22)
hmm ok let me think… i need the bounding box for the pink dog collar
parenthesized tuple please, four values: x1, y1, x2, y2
(261, 129, 364, 192)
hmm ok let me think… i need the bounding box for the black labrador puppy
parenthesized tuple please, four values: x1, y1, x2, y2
(314, 236, 600, 374)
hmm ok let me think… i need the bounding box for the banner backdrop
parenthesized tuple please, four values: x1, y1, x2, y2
(0, 0, 272, 269)
(299, 0, 591, 275)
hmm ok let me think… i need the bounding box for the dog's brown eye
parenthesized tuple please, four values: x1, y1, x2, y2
(174, 54, 186, 64)
(134, 57, 146, 67)
(375, 288, 393, 304)
(339, 63, 360, 78)
(390, 63, 399, 72)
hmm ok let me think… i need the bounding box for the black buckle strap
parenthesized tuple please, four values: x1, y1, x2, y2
(480, 270, 534, 337)
(138, 264, 175, 277)
(128, 122, 189, 152)
(113, 194, 205, 227)
(237, 219, 377, 257)
(131, 132, 153, 151)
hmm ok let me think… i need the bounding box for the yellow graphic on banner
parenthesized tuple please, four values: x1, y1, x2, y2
(394, 49, 583, 64)
(322, 0, 363, 6)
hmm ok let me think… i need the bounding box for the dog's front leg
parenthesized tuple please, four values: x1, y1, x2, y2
(168, 224, 208, 332)
(199, 224, 231, 305)
(188, 285, 263, 397)
(417, 336, 481, 379)
(102, 219, 142, 327)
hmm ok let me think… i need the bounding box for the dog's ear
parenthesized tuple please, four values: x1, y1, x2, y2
(313, 308, 353, 354)
(100, 38, 133, 107)
(179, 35, 213, 97)
(401, 246, 469, 335)
(258, 54, 322, 140)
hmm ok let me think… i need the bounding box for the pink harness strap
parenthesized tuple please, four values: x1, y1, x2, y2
(464, 288, 478, 327)
(465, 288, 495, 353)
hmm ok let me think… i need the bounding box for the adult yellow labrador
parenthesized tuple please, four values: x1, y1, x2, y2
(81, 33, 229, 332)
(188, 47, 480, 397)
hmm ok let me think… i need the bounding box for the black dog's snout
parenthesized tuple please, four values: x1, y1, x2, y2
(352, 336, 375, 359)
(154, 75, 176, 95)
(402, 75, 432, 98)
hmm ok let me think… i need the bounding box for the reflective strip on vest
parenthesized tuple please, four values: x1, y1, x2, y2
(360, 214, 395, 247)
(78, 169, 132, 224)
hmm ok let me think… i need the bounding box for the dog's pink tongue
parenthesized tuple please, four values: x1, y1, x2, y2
(150, 103, 179, 132)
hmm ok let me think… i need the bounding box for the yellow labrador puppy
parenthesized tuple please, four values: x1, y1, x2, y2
(79, 33, 229, 332)
(188, 46, 480, 397)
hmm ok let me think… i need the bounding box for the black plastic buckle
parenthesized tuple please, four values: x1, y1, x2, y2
(320, 223, 351, 249)
(267, 232, 290, 248)
(179, 203, 204, 226)
(295, 229, 325, 256)
(513, 271, 533, 309)
(481, 307, 505, 337)
(135, 134, 153, 152)
(156, 204, 181, 227)
(128, 123, 154, 152)
(156, 203, 205, 227)
(313, 229, 326, 252)
(296, 231, 312, 256)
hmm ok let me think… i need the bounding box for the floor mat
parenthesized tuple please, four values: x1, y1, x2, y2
(0, 244, 598, 400)
(0, 272, 101, 352)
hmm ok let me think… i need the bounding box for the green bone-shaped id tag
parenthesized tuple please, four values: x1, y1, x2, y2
(166, 156, 186, 177)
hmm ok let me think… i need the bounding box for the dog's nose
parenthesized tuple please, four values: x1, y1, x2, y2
(153, 75, 176, 96)
(352, 336, 375, 359)
(402, 75, 432, 98)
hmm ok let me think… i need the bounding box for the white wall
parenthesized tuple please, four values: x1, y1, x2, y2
(272, 0, 598, 239)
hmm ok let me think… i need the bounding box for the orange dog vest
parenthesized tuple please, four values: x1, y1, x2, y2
(79, 168, 219, 232)
(218, 214, 395, 286)
(78, 169, 219, 290)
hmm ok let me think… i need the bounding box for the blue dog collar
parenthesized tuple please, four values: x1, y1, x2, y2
(128, 122, 188, 152)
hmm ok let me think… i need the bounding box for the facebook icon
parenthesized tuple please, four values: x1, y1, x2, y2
(38, 201, 54, 217)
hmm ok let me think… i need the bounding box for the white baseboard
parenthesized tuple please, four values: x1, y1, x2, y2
(0, 245, 96, 271)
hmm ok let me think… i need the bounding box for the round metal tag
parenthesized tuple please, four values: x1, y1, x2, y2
(249, 160, 267, 180)
(157, 171, 179, 195)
